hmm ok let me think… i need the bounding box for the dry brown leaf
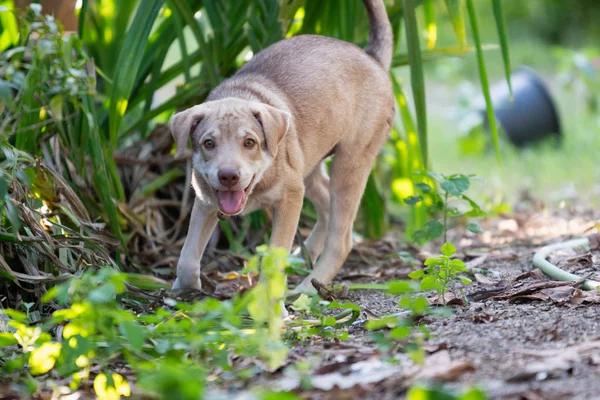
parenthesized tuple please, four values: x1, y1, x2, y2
(474, 273, 497, 286)
(571, 288, 600, 304)
(428, 292, 465, 306)
(412, 350, 474, 381)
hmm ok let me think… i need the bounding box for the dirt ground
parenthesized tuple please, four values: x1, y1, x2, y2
(231, 207, 600, 400)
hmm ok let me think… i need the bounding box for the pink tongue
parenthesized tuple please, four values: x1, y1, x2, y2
(217, 190, 245, 214)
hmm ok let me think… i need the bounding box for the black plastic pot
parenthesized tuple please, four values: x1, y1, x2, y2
(479, 67, 561, 147)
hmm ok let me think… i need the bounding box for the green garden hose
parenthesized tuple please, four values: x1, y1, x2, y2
(532, 237, 600, 291)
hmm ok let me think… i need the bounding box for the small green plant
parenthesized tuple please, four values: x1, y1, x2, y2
(407, 384, 487, 400)
(409, 242, 471, 304)
(0, 247, 291, 398)
(404, 172, 484, 304)
(406, 172, 484, 245)
(364, 280, 451, 364)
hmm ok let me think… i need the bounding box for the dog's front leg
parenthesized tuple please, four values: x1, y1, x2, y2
(269, 186, 305, 251)
(172, 198, 218, 290)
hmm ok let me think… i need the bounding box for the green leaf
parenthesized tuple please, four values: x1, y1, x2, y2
(462, 194, 486, 217)
(108, 0, 165, 147)
(424, 257, 442, 266)
(402, 0, 428, 167)
(466, 0, 501, 162)
(420, 275, 439, 291)
(0, 332, 17, 347)
(467, 221, 484, 233)
(408, 269, 424, 279)
(492, 0, 512, 99)
(87, 284, 116, 304)
(360, 171, 388, 239)
(444, 0, 467, 50)
(387, 280, 418, 294)
(29, 342, 62, 375)
(441, 242, 456, 256)
(119, 320, 147, 352)
(441, 175, 470, 195)
(450, 258, 466, 272)
(412, 297, 429, 314)
(415, 182, 432, 193)
(404, 195, 423, 205)
(425, 220, 444, 240)
(461, 277, 473, 285)
(423, 0, 436, 49)
(390, 326, 411, 340)
(170, 0, 219, 87)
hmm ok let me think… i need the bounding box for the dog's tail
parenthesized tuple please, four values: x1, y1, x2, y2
(362, 0, 393, 70)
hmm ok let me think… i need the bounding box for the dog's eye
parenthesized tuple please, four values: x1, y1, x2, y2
(244, 138, 256, 148)
(203, 139, 215, 149)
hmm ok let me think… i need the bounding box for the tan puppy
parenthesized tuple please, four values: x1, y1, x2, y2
(170, 0, 394, 292)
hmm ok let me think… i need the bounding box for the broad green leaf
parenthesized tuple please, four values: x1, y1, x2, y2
(87, 284, 116, 304)
(29, 342, 62, 375)
(402, 0, 428, 167)
(415, 182, 432, 193)
(441, 175, 470, 195)
(425, 220, 444, 240)
(412, 297, 429, 314)
(424, 257, 443, 266)
(119, 320, 147, 352)
(404, 195, 423, 205)
(390, 326, 411, 340)
(467, 221, 484, 233)
(0, 1, 18, 51)
(450, 259, 466, 272)
(492, 0, 513, 99)
(461, 277, 473, 285)
(441, 242, 456, 256)
(420, 275, 439, 291)
(0, 332, 17, 347)
(462, 387, 487, 400)
(388, 280, 418, 294)
(108, 0, 165, 147)
(408, 269, 424, 279)
(94, 373, 131, 400)
(466, 0, 501, 162)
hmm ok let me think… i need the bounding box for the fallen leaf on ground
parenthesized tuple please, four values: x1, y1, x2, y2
(411, 350, 474, 381)
(428, 292, 465, 306)
(468, 282, 510, 301)
(508, 340, 600, 382)
(489, 280, 579, 301)
(277, 357, 402, 391)
(571, 288, 600, 304)
(465, 254, 489, 270)
(515, 269, 545, 282)
(474, 273, 498, 286)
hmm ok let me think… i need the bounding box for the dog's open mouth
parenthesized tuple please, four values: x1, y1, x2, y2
(215, 176, 254, 216)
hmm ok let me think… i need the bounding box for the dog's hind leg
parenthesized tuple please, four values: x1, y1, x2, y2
(296, 131, 388, 291)
(173, 199, 218, 290)
(303, 163, 330, 263)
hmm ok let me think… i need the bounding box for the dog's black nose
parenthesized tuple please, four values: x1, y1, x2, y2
(218, 169, 240, 188)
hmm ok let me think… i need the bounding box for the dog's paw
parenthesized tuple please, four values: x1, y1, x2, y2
(279, 300, 289, 318)
(290, 278, 318, 295)
(171, 276, 202, 291)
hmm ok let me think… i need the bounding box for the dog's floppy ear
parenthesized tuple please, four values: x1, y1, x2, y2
(170, 105, 206, 159)
(252, 104, 291, 158)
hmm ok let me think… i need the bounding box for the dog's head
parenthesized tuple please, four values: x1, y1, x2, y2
(170, 98, 290, 216)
